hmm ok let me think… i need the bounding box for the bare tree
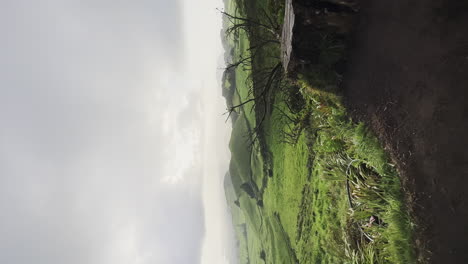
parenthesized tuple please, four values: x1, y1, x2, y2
(225, 63, 283, 147)
(220, 7, 304, 148)
(219, 8, 280, 39)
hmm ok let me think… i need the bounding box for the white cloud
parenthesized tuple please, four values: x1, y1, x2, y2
(0, 0, 225, 263)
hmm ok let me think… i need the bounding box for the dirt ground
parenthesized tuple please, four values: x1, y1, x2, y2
(342, 0, 468, 263)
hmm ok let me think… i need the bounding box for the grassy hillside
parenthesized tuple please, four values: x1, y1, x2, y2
(222, 0, 414, 263)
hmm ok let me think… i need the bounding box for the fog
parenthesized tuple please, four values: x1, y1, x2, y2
(0, 0, 235, 263)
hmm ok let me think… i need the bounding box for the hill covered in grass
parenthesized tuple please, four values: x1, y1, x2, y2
(221, 0, 415, 263)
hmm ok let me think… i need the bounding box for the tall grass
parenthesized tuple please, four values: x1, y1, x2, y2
(298, 78, 415, 264)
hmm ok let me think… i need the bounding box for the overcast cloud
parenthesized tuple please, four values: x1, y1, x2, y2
(0, 0, 232, 263)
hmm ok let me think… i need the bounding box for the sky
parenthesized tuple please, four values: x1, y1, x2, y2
(0, 0, 235, 264)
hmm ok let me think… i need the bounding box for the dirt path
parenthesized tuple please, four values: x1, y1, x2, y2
(342, 0, 468, 263)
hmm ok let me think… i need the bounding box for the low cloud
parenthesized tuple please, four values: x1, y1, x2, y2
(0, 1, 211, 264)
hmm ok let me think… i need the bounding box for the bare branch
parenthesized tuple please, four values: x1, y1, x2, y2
(218, 9, 280, 39)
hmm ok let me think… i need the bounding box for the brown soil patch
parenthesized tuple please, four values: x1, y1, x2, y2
(343, 0, 468, 263)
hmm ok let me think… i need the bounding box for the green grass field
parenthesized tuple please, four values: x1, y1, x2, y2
(222, 0, 415, 263)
